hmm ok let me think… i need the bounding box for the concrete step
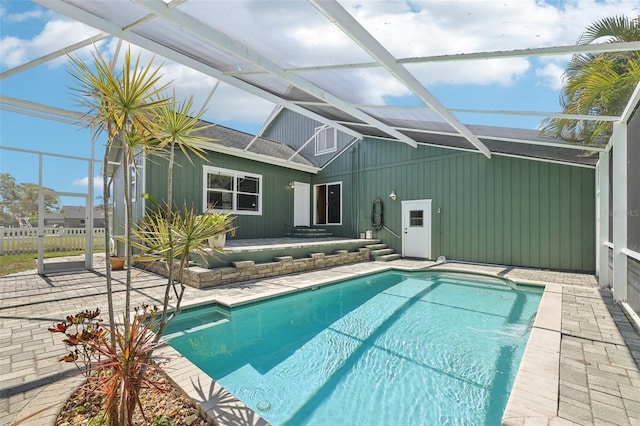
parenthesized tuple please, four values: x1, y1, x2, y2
(371, 248, 394, 257)
(375, 253, 402, 262)
(366, 243, 388, 250)
(288, 226, 333, 238)
(292, 227, 329, 233)
(287, 232, 334, 238)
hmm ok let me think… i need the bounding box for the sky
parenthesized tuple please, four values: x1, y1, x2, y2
(0, 0, 638, 208)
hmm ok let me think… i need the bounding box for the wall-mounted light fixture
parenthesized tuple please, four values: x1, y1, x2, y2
(389, 190, 397, 201)
(288, 181, 295, 189)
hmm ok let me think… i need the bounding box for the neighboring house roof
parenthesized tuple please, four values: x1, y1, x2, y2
(43, 212, 64, 221)
(61, 206, 106, 219)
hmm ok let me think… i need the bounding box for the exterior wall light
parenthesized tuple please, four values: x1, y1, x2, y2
(288, 181, 295, 189)
(389, 190, 397, 201)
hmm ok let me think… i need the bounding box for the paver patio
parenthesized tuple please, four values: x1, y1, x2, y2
(1, 256, 639, 425)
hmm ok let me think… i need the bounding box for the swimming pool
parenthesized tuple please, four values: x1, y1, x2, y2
(166, 271, 543, 425)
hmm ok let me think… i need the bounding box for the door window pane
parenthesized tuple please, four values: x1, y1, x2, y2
(315, 182, 341, 225)
(410, 210, 424, 227)
(327, 184, 341, 224)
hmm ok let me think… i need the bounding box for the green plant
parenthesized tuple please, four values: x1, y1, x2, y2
(540, 15, 640, 144)
(68, 47, 171, 425)
(197, 211, 236, 236)
(49, 305, 166, 425)
(153, 414, 173, 426)
(133, 205, 233, 338)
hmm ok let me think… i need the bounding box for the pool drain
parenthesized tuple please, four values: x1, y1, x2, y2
(256, 400, 271, 412)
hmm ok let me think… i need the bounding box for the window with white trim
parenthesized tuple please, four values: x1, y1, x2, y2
(314, 126, 337, 156)
(203, 166, 262, 215)
(314, 182, 341, 225)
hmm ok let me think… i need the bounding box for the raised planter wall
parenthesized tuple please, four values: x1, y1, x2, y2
(137, 248, 371, 289)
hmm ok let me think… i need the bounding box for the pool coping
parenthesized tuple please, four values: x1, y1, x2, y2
(12, 261, 563, 425)
(158, 261, 563, 426)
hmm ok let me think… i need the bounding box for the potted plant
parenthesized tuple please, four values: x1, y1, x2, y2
(197, 211, 235, 248)
(110, 256, 126, 270)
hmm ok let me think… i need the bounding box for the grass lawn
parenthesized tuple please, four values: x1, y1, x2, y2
(0, 251, 99, 276)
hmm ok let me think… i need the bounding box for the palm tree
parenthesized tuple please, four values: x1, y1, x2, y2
(68, 48, 170, 426)
(70, 49, 170, 333)
(540, 15, 640, 144)
(152, 94, 214, 339)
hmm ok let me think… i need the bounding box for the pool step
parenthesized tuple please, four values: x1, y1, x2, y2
(366, 243, 401, 262)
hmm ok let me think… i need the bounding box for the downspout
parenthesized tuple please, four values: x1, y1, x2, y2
(351, 144, 359, 237)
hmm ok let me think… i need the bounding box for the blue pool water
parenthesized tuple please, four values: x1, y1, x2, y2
(166, 271, 543, 425)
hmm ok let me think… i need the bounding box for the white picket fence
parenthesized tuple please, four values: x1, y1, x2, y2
(0, 227, 106, 255)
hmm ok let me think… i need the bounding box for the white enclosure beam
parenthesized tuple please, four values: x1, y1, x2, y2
(0, 105, 78, 125)
(229, 41, 640, 76)
(310, 0, 491, 158)
(200, 80, 221, 112)
(353, 103, 620, 122)
(0, 32, 109, 80)
(134, 0, 417, 147)
(611, 122, 627, 302)
(288, 125, 327, 161)
(621, 80, 640, 123)
(597, 151, 610, 287)
(1, 96, 85, 122)
(246, 105, 283, 151)
(31, 0, 364, 146)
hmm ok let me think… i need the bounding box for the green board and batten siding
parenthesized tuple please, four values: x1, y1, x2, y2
(316, 138, 596, 272)
(144, 150, 309, 239)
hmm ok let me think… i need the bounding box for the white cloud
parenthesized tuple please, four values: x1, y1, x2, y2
(343, 0, 639, 90)
(0, 18, 103, 69)
(72, 176, 102, 189)
(6, 9, 46, 22)
(536, 62, 566, 91)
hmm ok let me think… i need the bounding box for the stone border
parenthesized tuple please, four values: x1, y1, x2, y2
(137, 248, 371, 289)
(9, 373, 84, 426)
(155, 344, 268, 426)
(501, 283, 563, 425)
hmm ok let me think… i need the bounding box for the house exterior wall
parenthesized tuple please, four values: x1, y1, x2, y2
(143, 149, 311, 239)
(316, 138, 596, 272)
(111, 151, 147, 255)
(264, 109, 356, 167)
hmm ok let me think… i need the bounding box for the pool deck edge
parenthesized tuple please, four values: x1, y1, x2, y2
(9, 259, 635, 426)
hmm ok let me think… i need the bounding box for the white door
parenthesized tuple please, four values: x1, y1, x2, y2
(402, 199, 432, 259)
(293, 182, 310, 227)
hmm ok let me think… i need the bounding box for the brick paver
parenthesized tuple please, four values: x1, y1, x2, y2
(0, 257, 205, 426)
(2, 256, 639, 425)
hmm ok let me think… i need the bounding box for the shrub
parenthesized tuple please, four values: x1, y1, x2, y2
(49, 305, 166, 425)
